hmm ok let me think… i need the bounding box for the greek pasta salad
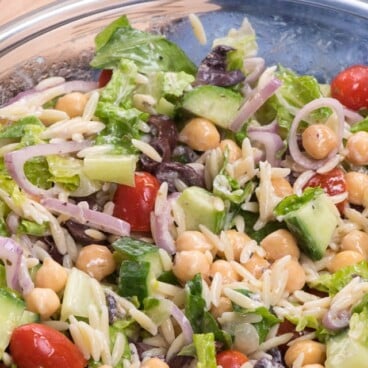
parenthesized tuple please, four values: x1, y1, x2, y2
(1, 13, 368, 368)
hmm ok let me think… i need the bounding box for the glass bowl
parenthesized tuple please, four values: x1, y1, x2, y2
(1, 0, 368, 106)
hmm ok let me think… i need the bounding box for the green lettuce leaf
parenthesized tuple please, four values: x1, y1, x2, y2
(185, 274, 231, 347)
(274, 187, 324, 217)
(95, 59, 148, 153)
(90, 15, 196, 75)
(194, 333, 217, 368)
(24, 157, 52, 190)
(232, 289, 280, 343)
(309, 261, 368, 295)
(350, 117, 368, 133)
(0, 116, 44, 139)
(212, 18, 258, 72)
(17, 220, 49, 236)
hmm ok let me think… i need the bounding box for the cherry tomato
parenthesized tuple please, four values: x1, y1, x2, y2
(9, 323, 86, 368)
(304, 167, 347, 213)
(98, 69, 112, 88)
(331, 65, 368, 111)
(113, 171, 160, 232)
(216, 350, 248, 368)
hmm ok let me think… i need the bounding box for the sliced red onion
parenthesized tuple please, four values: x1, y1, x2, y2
(2, 80, 98, 108)
(230, 77, 282, 132)
(170, 303, 193, 343)
(344, 107, 364, 125)
(150, 193, 179, 255)
(0, 237, 34, 295)
(6, 212, 20, 234)
(322, 308, 350, 330)
(247, 130, 284, 167)
(288, 97, 344, 170)
(41, 197, 130, 236)
(5, 140, 91, 198)
(244, 57, 266, 85)
(248, 119, 279, 134)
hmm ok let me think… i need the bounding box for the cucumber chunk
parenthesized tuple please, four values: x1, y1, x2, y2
(182, 85, 243, 129)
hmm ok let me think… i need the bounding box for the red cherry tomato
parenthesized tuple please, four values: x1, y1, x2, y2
(216, 350, 248, 368)
(331, 65, 368, 111)
(98, 69, 112, 88)
(304, 167, 347, 213)
(9, 323, 86, 368)
(113, 171, 160, 232)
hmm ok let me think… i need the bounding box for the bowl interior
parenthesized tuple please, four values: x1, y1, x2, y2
(1, 0, 368, 105)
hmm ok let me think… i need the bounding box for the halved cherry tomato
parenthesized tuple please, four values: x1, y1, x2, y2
(98, 69, 112, 88)
(113, 171, 160, 232)
(331, 65, 368, 111)
(216, 350, 248, 368)
(9, 323, 86, 368)
(304, 167, 347, 213)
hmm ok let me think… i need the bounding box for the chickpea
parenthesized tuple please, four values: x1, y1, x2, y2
(219, 139, 242, 162)
(35, 257, 68, 293)
(222, 230, 252, 262)
(179, 118, 220, 151)
(176, 231, 212, 253)
(141, 357, 169, 368)
(210, 260, 240, 284)
(76, 244, 116, 281)
(284, 340, 326, 368)
(210, 296, 232, 318)
(55, 92, 88, 118)
(302, 365, 325, 368)
(261, 229, 300, 262)
(281, 258, 306, 293)
(243, 254, 270, 279)
(327, 250, 364, 273)
(346, 131, 368, 165)
(345, 171, 368, 206)
(172, 250, 211, 282)
(25, 287, 60, 319)
(301, 124, 338, 160)
(271, 177, 294, 198)
(340, 230, 368, 257)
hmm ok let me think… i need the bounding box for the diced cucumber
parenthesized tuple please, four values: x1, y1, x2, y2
(60, 267, 106, 321)
(118, 261, 151, 304)
(275, 189, 339, 260)
(177, 186, 226, 233)
(182, 85, 243, 129)
(113, 237, 164, 305)
(112, 237, 163, 278)
(0, 288, 26, 358)
(19, 310, 40, 324)
(83, 154, 137, 186)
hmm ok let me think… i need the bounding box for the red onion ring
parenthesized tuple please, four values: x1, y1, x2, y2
(170, 303, 193, 343)
(4, 140, 91, 198)
(247, 130, 284, 167)
(288, 97, 344, 170)
(0, 237, 34, 295)
(344, 107, 364, 125)
(41, 197, 130, 236)
(230, 77, 282, 132)
(322, 308, 350, 330)
(248, 119, 279, 134)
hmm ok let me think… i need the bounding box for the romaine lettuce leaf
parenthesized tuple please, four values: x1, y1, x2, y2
(309, 261, 368, 295)
(350, 117, 368, 133)
(24, 157, 52, 190)
(90, 15, 196, 75)
(185, 274, 231, 347)
(17, 219, 49, 236)
(193, 333, 217, 368)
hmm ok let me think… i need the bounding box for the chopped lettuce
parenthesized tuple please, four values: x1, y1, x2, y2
(256, 66, 328, 135)
(185, 274, 231, 347)
(0, 116, 44, 141)
(232, 289, 280, 343)
(274, 187, 324, 217)
(309, 261, 368, 295)
(17, 219, 49, 236)
(350, 117, 368, 133)
(193, 333, 217, 368)
(212, 18, 258, 72)
(91, 15, 196, 75)
(94, 60, 148, 153)
(24, 157, 52, 190)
